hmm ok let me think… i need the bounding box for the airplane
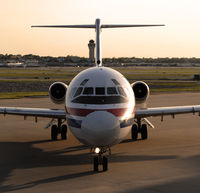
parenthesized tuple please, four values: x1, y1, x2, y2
(1, 18, 200, 172)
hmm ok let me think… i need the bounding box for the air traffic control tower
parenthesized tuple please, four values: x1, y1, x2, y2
(88, 40, 95, 62)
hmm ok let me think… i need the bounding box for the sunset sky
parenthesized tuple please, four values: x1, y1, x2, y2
(1, 0, 200, 58)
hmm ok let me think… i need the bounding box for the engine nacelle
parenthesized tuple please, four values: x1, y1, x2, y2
(49, 82, 68, 104)
(131, 81, 150, 104)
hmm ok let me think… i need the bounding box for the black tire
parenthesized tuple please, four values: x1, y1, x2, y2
(61, 124, 67, 140)
(93, 156, 99, 172)
(51, 125, 58, 141)
(103, 156, 108, 171)
(141, 124, 148, 140)
(131, 124, 138, 140)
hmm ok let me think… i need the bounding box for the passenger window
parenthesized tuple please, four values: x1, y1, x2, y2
(83, 87, 93, 95)
(96, 87, 105, 95)
(73, 87, 83, 97)
(117, 87, 127, 97)
(107, 87, 118, 95)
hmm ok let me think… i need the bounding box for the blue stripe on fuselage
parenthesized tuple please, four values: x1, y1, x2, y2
(66, 117, 82, 128)
(120, 118, 135, 128)
(66, 116, 134, 129)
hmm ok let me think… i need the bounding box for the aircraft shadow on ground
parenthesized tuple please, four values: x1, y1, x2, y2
(117, 154, 200, 193)
(118, 174, 200, 193)
(0, 139, 179, 192)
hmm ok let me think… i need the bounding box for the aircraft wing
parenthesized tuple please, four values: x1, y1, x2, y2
(2, 105, 200, 120)
(135, 105, 200, 119)
(0, 107, 66, 119)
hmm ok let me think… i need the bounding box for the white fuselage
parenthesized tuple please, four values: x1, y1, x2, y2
(65, 67, 135, 147)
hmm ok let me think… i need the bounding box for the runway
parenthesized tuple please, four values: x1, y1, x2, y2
(1, 92, 200, 193)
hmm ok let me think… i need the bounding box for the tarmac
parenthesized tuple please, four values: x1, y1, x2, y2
(0, 92, 200, 193)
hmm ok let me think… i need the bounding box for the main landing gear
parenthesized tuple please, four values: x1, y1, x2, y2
(131, 118, 148, 141)
(51, 118, 68, 141)
(92, 147, 110, 172)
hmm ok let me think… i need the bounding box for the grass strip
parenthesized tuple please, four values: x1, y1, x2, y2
(0, 92, 48, 99)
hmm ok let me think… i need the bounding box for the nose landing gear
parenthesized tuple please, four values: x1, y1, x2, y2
(93, 147, 110, 172)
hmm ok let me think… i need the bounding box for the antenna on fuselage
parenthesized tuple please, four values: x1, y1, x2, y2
(32, 19, 165, 67)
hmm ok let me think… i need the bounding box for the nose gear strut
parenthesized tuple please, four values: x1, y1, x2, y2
(92, 147, 111, 172)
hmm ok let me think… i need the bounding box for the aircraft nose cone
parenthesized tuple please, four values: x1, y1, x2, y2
(81, 111, 120, 146)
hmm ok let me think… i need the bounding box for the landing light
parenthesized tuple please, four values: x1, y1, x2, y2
(95, 147, 100, 154)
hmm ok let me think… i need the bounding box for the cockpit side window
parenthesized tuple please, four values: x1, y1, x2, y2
(96, 87, 105, 95)
(83, 87, 93, 95)
(70, 87, 77, 98)
(80, 79, 89, 86)
(117, 87, 127, 97)
(107, 87, 118, 95)
(111, 79, 120, 85)
(73, 87, 83, 97)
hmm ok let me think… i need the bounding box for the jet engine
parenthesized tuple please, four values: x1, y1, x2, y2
(49, 82, 68, 104)
(131, 81, 150, 104)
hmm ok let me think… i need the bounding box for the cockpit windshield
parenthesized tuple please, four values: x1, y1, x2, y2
(83, 87, 93, 95)
(96, 87, 105, 95)
(117, 87, 127, 97)
(73, 87, 83, 97)
(71, 85, 128, 104)
(71, 78, 129, 104)
(107, 87, 118, 95)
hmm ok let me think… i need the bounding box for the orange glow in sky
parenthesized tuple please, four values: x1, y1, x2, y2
(1, 0, 200, 58)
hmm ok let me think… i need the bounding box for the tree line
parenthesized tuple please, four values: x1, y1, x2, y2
(1, 54, 200, 64)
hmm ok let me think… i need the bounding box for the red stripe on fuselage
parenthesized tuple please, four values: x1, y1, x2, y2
(65, 107, 130, 117)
